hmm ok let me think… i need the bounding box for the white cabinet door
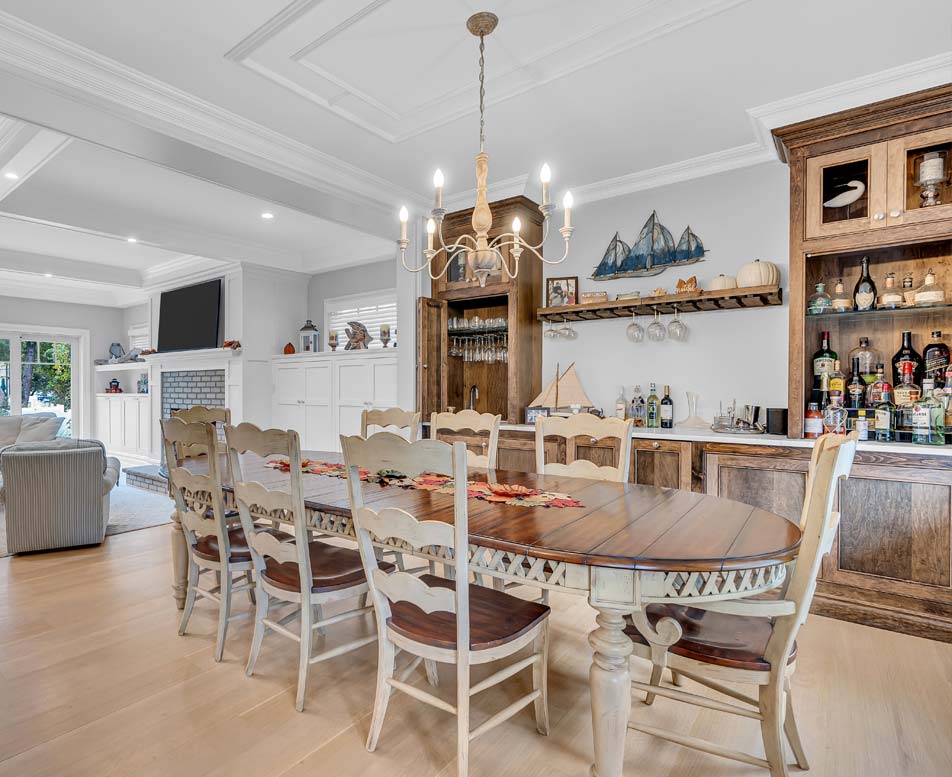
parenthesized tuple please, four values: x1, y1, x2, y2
(303, 362, 334, 452)
(335, 359, 372, 443)
(108, 398, 123, 448)
(123, 398, 139, 451)
(138, 397, 151, 455)
(272, 363, 306, 438)
(95, 396, 110, 445)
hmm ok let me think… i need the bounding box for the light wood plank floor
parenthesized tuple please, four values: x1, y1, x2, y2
(2, 526, 951, 777)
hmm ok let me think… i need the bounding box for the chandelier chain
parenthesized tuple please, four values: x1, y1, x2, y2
(478, 34, 486, 152)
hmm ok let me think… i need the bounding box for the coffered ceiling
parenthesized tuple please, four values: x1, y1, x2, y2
(0, 0, 948, 307)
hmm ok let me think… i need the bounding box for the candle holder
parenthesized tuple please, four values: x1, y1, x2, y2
(915, 150, 949, 208)
(327, 331, 338, 352)
(379, 325, 391, 348)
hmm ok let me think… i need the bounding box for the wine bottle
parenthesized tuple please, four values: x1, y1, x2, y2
(660, 385, 673, 429)
(853, 255, 877, 312)
(892, 331, 924, 387)
(646, 383, 660, 428)
(614, 386, 627, 419)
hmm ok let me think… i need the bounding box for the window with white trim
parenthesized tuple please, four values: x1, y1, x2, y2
(324, 290, 398, 350)
(128, 324, 150, 352)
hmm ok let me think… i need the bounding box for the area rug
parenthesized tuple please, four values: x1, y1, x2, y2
(266, 458, 584, 509)
(0, 474, 172, 557)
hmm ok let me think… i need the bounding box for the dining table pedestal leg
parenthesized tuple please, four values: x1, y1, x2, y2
(588, 606, 634, 777)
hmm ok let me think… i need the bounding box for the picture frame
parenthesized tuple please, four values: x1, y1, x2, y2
(546, 276, 578, 307)
(525, 406, 551, 425)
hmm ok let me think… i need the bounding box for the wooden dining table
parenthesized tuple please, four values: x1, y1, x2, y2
(167, 453, 801, 777)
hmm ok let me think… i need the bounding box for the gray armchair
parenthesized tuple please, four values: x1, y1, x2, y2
(1, 439, 121, 553)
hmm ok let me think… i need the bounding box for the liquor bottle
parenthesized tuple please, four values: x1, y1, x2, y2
(660, 385, 674, 429)
(614, 386, 627, 419)
(828, 360, 845, 406)
(852, 255, 877, 312)
(848, 337, 881, 384)
(894, 362, 921, 440)
(912, 379, 945, 446)
(923, 331, 950, 388)
(629, 385, 646, 427)
(804, 402, 823, 439)
(865, 364, 892, 406)
(646, 383, 660, 428)
(811, 331, 837, 403)
(818, 372, 831, 411)
(874, 386, 895, 442)
(892, 331, 923, 387)
(846, 357, 866, 409)
(855, 409, 869, 441)
(879, 272, 903, 309)
(830, 279, 853, 312)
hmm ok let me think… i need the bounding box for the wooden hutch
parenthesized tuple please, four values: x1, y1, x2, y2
(417, 196, 543, 424)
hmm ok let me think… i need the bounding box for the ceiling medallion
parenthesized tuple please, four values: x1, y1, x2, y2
(397, 12, 573, 287)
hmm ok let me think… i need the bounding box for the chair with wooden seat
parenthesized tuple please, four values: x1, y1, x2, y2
(163, 417, 272, 662)
(430, 409, 502, 469)
(625, 432, 857, 777)
(340, 432, 550, 777)
(535, 413, 633, 482)
(361, 407, 421, 441)
(225, 421, 386, 711)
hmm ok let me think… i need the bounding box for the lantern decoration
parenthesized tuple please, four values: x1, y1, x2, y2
(298, 320, 320, 353)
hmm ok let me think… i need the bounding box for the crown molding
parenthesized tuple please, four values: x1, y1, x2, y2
(140, 254, 236, 291)
(748, 52, 952, 154)
(0, 10, 426, 214)
(0, 268, 141, 307)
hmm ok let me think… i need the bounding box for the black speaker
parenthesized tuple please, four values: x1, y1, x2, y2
(766, 408, 788, 436)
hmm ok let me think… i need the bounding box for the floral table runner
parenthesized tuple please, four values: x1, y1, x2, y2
(265, 459, 583, 509)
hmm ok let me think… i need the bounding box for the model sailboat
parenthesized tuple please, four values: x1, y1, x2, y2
(529, 362, 594, 415)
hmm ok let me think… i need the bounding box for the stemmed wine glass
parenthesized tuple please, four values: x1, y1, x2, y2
(646, 310, 666, 342)
(626, 313, 645, 343)
(667, 307, 688, 341)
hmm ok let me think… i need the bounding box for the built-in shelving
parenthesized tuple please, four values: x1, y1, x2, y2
(94, 362, 148, 373)
(536, 284, 782, 322)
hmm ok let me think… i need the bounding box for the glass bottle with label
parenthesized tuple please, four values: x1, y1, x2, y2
(629, 385, 646, 427)
(874, 385, 895, 442)
(660, 385, 674, 429)
(846, 357, 866, 409)
(811, 331, 837, 403)
(914, 268, 946, 307)
(830, 279, 853, 312)
(852, 255, 877, 312)
(806, 283, 833, 315)
(879, 272, 903, 309)
(828, 360, 845, 406)
(902, 272, 916, 306)
(866, 364, 892, 406)
(892, 331, 923, 387)
(614, 386, 627, 419)
(818, 372, 831, 411)
(848, 337, 881, 384)
(804, 402, 823, 439)
(645, 383, 660, 429)
(912, 379, 945, 446)
(855, 409, 869, 441)
(923, 331, 950, 388)
(894, 361, 921, 441)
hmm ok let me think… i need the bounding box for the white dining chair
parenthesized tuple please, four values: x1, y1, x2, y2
(225, 422, 388, 711)
(535, 413, 633, 482)
(625, 432, 858, 777)
(361, 407, 421, 441)
(340, 432, 551, 777)
(430, 409, 502, 468)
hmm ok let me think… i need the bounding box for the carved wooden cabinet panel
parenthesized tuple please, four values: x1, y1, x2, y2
(703, 453, 808, 525)
(632, 439, 692, 491)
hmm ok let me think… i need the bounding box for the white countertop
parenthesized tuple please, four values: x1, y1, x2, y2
(497, 422, 952, 457)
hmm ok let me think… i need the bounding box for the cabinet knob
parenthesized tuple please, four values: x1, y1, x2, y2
(873, 212, 885, 221)
(422, 363, 428, 369)
(651, 441, 660, 449)
(889, 209, 901, 218)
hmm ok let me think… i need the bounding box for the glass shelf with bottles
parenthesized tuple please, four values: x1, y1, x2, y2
(806, 260, 948, 317)
(806, 329, 952, 445)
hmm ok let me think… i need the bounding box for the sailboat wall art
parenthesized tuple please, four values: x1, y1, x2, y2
(591, 211, 707, 280)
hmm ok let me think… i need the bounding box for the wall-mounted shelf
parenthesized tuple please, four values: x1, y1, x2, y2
(536, 284, 783, 322)
(94, 362, 149, 373)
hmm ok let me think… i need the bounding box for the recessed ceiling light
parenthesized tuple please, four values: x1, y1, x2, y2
(3, 171, 19, 180)
(44, 273, 53, 278)
(261, 212, 275, 220)
(127, 237, 137, 243)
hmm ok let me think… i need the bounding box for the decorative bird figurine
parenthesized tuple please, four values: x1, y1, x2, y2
(823, 180, 866, 208)
(344, 321, 373, 350)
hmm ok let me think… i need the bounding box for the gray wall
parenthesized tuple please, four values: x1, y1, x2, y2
(123, 302, 149, 336)
(308, 258, 396, 339)
(541, 161, 790, 421)
(0, 294, 126, 434)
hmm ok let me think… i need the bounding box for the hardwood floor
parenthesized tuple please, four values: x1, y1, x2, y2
(1, 526, 951, 777)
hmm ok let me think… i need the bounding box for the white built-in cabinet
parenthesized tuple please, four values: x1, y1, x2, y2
(95, 394, 151, 457)
(272, 351, 399, 452)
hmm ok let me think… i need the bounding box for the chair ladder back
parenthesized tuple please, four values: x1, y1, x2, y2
(162, 417, 229, 556)
(224, 422, 312, 592)
(430, 410, 502, 469)
(765, 432, 857, 669)
(341, 433, 470, 652)
(361, 407, 422, 441)
(172, 406, 233, 482)
(535, 414, 633, 482)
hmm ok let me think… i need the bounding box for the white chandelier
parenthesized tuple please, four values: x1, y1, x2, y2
(397, 11, 573, 287)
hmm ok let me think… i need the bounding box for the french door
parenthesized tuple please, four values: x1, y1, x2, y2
(0, 331, 77, 436)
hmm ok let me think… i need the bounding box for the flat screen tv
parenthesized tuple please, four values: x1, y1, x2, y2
(157, 279, 222, 352)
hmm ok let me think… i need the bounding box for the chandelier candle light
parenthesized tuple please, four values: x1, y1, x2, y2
(397, 12, 574, 287)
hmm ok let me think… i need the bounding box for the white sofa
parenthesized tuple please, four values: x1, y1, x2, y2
(0, 412, 65, 448)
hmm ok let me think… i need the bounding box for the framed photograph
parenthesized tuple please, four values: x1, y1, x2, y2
(546, 276, 578, 307)
(525, 406, 550, 425)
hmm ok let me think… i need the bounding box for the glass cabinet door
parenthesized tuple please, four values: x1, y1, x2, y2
(804, 142, 888, 239)
(886, 126, 952, 228)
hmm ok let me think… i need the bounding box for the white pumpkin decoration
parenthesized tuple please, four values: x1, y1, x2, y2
(709, 274, 737, 290)
(737, 259, 780, 288)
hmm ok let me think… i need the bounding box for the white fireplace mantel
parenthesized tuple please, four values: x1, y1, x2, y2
(141, 347, 242, 369)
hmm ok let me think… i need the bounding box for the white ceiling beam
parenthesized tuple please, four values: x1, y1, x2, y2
(0, 122, 71, 201)
(0, 245, 140, 286)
